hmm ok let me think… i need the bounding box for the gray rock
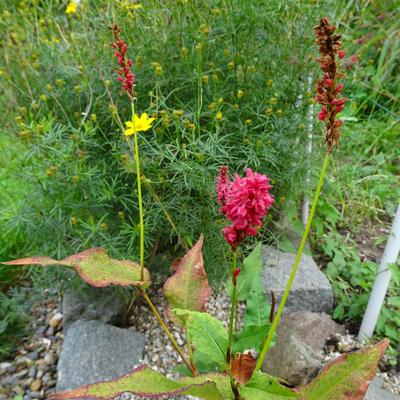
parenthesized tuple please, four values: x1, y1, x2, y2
(279, 311, 345, 352)
(365, 377, 398, 400)
(262, 328, 321, 386)
(56, 320, 145, 391)
(262, 245, 334, 313)
(62, 286, 126, 331)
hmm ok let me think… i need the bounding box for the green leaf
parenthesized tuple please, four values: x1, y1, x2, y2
(240, 371, 299, 399)
(299, 339, 389, 400)
(232, 325, 269, 353)
(175, 310, 228, 370)
(48, 365, 228, 400)
(163, 236, 211, 325)
(228, 243, 262, 301)
(233, 277, 271, 353)
(2, 248, 151, 289)
(193, 351, 225, 373)
(180, 373, 234, 399)
(243, 278, 270, 327)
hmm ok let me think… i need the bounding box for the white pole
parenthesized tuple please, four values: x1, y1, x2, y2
(358, 204, 400, 340)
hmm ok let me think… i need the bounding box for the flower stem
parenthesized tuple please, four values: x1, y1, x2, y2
(226, 250, 238, 365)
(255, 152, 330, 372)
(129, 101, 145, 282)
(141, 290, 195, 376)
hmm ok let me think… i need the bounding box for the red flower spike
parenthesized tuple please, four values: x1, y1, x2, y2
(110, 24, 135, 100)
(314, 17, 346, 152)
(217, 167, 274, 250)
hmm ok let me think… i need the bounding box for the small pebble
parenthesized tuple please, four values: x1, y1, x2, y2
(30, 379, 42, 391)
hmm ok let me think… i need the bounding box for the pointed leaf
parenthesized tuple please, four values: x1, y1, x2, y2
(48, 365, 226, 400)
(163, 236, 211, 324)
(228, 243, 262, 301)
(240, 371, 300, 399)
(174, 309, 228, 370)
(298, 339, 389, 400)
(231, 352, 256, 385)
(2, 248, 150, 289)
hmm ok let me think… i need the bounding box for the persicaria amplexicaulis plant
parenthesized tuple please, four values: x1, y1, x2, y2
(2, 18, 388, 400)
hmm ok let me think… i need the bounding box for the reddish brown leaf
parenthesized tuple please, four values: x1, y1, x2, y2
(298, 339, 389, 400)
(163, 236, 211, 324)
(48, 365, 227, 399)
(231, 352, 257, 385)
(2, 248, 151, 289)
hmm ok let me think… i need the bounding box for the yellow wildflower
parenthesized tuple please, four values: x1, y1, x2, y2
(215, 112, 223, 120)
(237, 89, 244, 99)
(245, 119, 252, 125)
(173, 109, 184, 119)
(228, 61, 234, 70)
(202, 75, 209, 85)
(125, 113, 155, 136)
(65, 1, 77, 14)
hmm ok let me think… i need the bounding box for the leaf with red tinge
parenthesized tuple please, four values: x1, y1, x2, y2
(48, 365, 230, 400)
(239, 371, 299, 399)
(163, 236, 211, 324)
(231, 352, 256, 384)
(298, 339, 389, 400)
(2, 248, 150, 289)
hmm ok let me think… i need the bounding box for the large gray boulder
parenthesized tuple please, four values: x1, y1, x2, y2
(365, 377, 398, 400)
(279, 311, 345, 352)
(262, 245, 334, 313)
(62, 286, 126, 331)
(56, 320, 145, 391)
(262, 328, 321, 386)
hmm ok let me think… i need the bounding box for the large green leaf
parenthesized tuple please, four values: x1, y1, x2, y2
(174, 309, 228, 370)
(2, 248, 150, 288)
(240, 371, 299, 399)
(299, 339, 388, 400)
(163, 236, 211, 324)
(48, 365, 228, 399)
(228, 243, 262, 301)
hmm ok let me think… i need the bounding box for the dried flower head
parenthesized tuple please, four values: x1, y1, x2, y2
(110, 24, 134, 100)
(217, 167, 274, 250)
(314, 17, 346, 152)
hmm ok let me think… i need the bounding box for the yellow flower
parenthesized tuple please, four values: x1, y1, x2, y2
(65, 1, 77, 14)
(237, 89, 244, 99)
(215, 112, 223, 120)
(125, 113, 155, 136)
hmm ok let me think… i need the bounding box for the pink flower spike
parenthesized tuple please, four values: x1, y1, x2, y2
(218, 168, 274, 249)
(324, 78, 333, 87)
(338, 50, 346, 59)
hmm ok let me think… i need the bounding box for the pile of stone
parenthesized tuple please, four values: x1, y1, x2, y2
(1, 245, 399, 400)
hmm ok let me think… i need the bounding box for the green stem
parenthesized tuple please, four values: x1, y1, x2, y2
(226, 250, 238, 365)
(141, 290, 195, 376)
(130, 101, 145, 282)
(255, 152, 330, 371)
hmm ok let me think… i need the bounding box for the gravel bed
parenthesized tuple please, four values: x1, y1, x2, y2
(1, 289, 399, 399)
(323, 332, 400, 397)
